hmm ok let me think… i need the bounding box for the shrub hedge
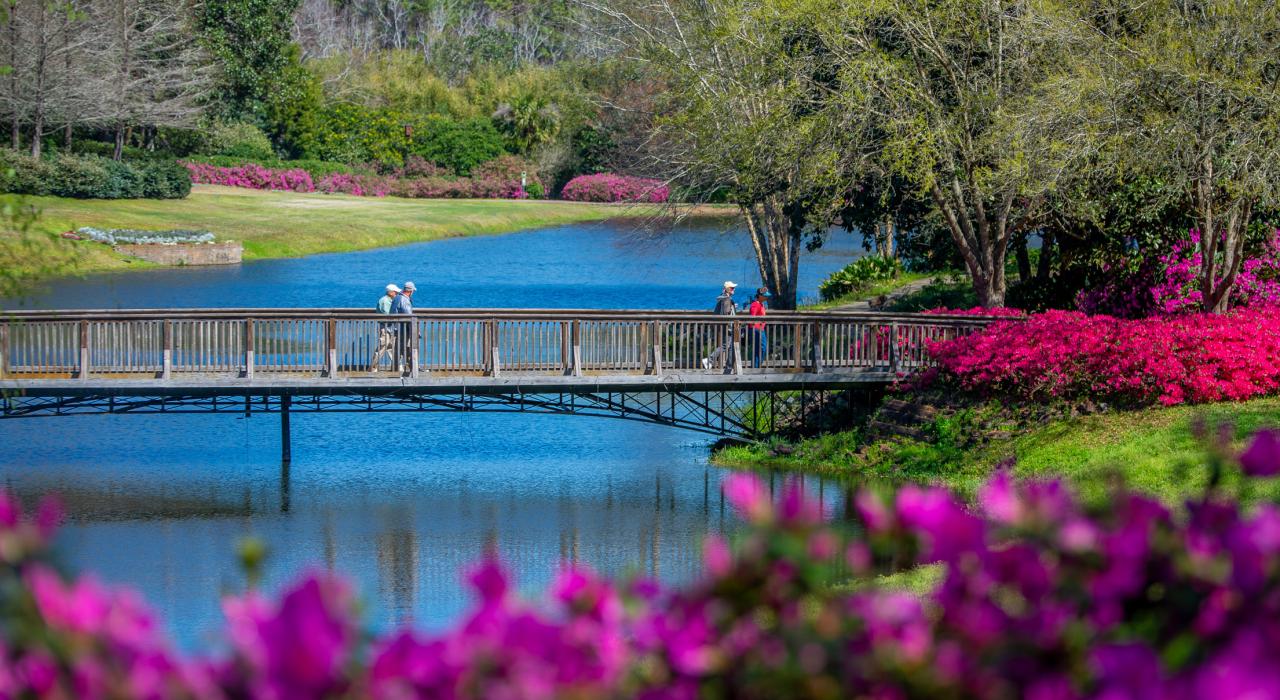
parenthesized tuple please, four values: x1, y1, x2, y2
(0, 149, 190, 199)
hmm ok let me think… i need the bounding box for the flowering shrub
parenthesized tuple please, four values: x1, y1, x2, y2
(927, 306, 1280, 406)
(182, 159, 539, 200)
(5, 432, 1280, 697)
(561, 173, 669, 203)
(1078, 231, 1280, 317)
(183, 161, 315, 193)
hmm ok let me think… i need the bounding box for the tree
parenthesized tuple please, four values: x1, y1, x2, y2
(198, 0, 301, 123)
(0, 0, 93, 156)
(90, 0, 210, 160)
(263, 43, 322, 158)
(822, 0, 1087, 307)
(584, 0, 864, 309)
(1087, 0, 1280, 313)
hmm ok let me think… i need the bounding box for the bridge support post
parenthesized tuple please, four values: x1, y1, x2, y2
(409, 321, 420, 378)
(810, 321, 823, 374)
(326, 319, 338, 378)
(280, 393, 292, 466)
(0, 323, 8, 379)
(889, 322, 900, 374)
(78, 320, 89, 380)
(650, 320, 663, 376)
(731, 321, 744, 375)
(161, 320, 172, 380)
(244, 319, 255, 380)
(571, 320, 582, 377)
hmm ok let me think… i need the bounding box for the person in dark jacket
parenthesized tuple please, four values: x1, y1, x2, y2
(703, 281, 738, 370)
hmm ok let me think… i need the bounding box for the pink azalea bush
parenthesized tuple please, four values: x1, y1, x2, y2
(6, 431, 1280, 698)
(927, 306, 1280, 406)
(561, 173, 669, 203)
(1078, 230, 1280, 317)
(181, 160, 540, 200)
(183, 161, 314, 193)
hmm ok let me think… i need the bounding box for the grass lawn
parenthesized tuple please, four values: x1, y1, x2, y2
(716, 396, 1280, 505)
(3, 186, 733, 282)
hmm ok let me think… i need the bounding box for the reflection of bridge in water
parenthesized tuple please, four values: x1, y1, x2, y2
(0, 308, 995, 455)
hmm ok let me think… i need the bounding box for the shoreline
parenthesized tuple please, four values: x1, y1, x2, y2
(3, 186, 739, 287)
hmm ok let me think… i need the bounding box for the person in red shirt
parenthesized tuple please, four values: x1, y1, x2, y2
(748, 287, 769, 368)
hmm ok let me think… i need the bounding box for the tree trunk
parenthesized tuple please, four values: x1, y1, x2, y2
(1014, 234, 1031, 283)
(64, 123, 71, 148)
(928, 180, 1009, 307)
(113, 124, 125, 160)
(1036, 231, 1054, 282)
(29, 112, 42, 158)
(741, 195, 802, 310)
(884, 216, 896, 259)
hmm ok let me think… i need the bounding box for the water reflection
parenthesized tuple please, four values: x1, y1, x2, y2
(0, 220, 865, 650)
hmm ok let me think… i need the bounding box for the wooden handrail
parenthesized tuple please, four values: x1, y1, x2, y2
(0, 307, 1010, 325)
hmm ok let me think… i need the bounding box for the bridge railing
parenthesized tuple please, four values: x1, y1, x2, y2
(0, 310, 1000, 380)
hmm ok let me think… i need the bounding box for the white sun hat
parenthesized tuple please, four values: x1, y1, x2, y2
(723, 281, 738, 288)
(386, 283, 401, 293)
(403, 281, 417, 291)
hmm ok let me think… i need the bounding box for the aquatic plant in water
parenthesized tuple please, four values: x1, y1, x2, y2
(3, 431, 1280, 697)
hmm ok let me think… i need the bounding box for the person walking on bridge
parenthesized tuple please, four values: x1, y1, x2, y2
(702, 281, 738, 371)
(369, 283, 400, 372)
(749, 287, 769, 368)
(392, 281, 416, 372)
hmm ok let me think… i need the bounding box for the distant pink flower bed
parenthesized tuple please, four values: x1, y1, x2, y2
(181, 162, 535, 200)
(928, 306, 1280, 406)
(560, 173, 669, 203)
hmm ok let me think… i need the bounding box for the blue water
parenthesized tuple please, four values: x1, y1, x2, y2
(0, 219, 862, 650)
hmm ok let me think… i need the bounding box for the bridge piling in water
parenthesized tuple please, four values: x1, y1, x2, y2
(281, 394, 292, 466)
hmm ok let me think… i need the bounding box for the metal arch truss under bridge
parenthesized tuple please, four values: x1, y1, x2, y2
(0, 308, 1002, 454)
(0, 382, 853, 440)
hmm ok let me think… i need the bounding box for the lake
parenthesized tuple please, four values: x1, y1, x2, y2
(0, 219, 863, 650)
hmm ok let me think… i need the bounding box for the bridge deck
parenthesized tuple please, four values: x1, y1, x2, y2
(1, 369, 893, 397)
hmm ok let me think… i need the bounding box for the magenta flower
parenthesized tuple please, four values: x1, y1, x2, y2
(1241, 429, 1280, 476)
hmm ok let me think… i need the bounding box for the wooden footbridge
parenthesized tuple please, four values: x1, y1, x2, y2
(0, 308, 996, 455)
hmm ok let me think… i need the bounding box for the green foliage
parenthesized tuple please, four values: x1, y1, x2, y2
(310, 50, 469, 116)
(203, 122, 275, 160)
(0, 192, 79, 298)
(408, 116, 507, 176)
(0, 150, 189, 200)
(310, 104, 414, 167)
(198, 0, 303, 122)
(263, 44, 323, 158)
(818, 256, 903, 301)
(492, 94, 561, 154)
(308, 105, 511, 172)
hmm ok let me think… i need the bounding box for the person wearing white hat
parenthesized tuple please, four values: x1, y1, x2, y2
(703, 281, 740, 371)
(390, 282, 417, 372)
(369, 284, 401, 372)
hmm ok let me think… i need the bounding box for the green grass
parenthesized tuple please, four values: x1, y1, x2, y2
(5, 185, 730, 281)
(804, 271, 933, 310)
(717, 397, 1280, 504)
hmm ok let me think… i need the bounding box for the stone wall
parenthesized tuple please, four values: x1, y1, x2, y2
(113, 241, 243, 266)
